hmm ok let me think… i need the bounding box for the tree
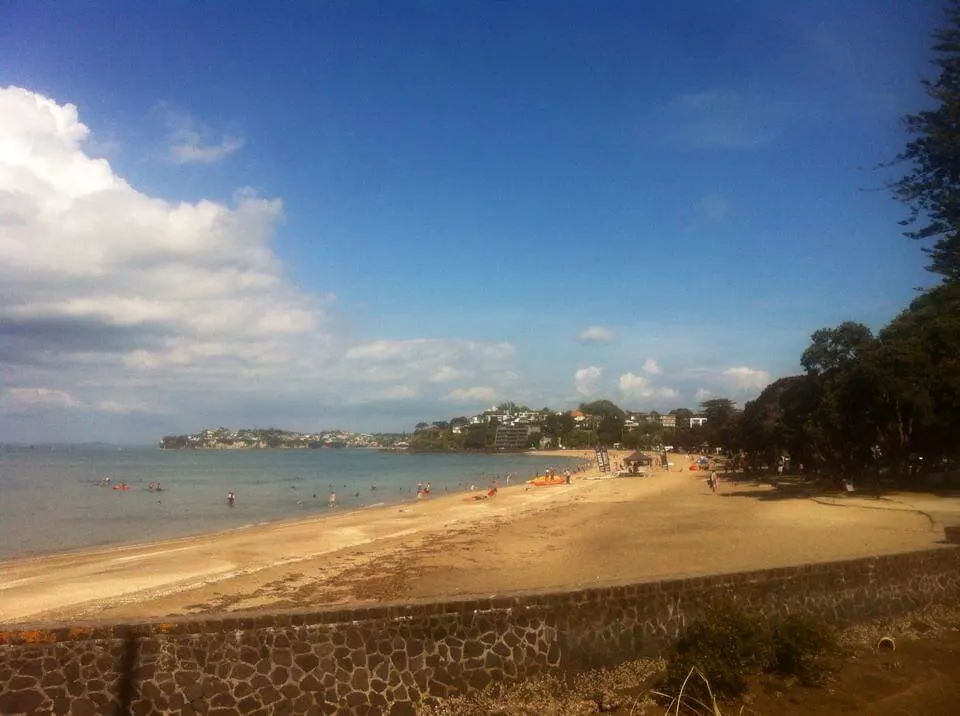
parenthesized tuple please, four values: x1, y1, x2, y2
(463, 426, 487, 450)
(800, 322, 875, 375)
(544, 412, 576, 444)
(670, 408, 694, 429)
(597, 415, 623, 446)
(891, 0, 960, 280)
(566, 429, 599, 449)
(740, 376, 821, 470)
(450, 416, 470, 428)
(414, 422, 429, 432)
(699, 398, 740, 451)
(578, 399, 626, 420)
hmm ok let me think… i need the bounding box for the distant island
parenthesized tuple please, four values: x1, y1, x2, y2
(158, 427, 408, 450)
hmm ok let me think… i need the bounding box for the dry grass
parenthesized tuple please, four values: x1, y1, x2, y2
(417, 657, 666, 716)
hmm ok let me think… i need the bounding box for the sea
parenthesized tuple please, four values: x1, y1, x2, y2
(0, 446, 580, 561)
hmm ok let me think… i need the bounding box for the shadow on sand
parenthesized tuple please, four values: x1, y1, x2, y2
(717, 472, 960, 503)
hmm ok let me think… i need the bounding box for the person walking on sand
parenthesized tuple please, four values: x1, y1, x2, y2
(710, 471, 718, 496)
(328, 491, 337, 509)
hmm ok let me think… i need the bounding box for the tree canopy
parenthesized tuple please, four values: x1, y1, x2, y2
(891, 0, 960, 279)
(578, 399, 626, 420)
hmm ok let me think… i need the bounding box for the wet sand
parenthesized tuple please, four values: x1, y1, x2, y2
(0, 452, 948, 625)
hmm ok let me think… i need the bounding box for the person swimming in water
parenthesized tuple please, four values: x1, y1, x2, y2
(226, 491, 236, 507)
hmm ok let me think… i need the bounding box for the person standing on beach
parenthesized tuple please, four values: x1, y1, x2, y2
(328, 491, 337, 509)
(709, 471, 718, 495)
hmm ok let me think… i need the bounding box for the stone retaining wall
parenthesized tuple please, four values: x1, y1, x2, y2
(2, 546, 959, 715)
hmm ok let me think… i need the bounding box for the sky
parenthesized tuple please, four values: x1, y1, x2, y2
(0, 0, 945, 443)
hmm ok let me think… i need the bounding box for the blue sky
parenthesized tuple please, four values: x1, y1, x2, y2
(0, 0, 943, 442)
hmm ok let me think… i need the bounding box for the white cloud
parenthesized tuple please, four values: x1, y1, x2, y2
(574, 366, 603, 396)
(722, 366, 771, 391)
(694, 388, 714, 402)
(156, 101, 244, 164)
(618, 373, 679, 401)
(0, 388, 82, 412)
(446, 386, 497, 403)
(642, 358, 662, 375)
(0, 86, 517, 437)
(427, 365, 465, 383)
(577, 326, 617, 344)
(660, 89, 788, 149)
(94, 398, 157, 414)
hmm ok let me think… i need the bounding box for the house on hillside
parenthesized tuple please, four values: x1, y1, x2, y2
(659, 414, 677, 428)
(689, 415, 708, 427)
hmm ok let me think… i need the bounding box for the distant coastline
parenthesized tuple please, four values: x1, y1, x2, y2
(158, 427, 406, 451)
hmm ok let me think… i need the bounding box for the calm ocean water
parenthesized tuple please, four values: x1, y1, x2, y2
(0, 447, 578, 560)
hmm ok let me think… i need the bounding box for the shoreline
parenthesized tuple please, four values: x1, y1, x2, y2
(4, 450, 946, 627)
(0, 451, 619, 623)
(2, 450, 588, 563)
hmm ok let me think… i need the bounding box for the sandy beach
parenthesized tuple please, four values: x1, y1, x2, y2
(0, 450, 949, 625)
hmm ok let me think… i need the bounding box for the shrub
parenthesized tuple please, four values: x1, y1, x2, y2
(769, 613, 840, 685)
(662, 598, 771, 701)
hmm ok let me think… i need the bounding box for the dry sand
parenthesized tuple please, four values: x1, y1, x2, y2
(0, 451, 948, 625)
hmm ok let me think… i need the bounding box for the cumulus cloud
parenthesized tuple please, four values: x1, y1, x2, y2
(446, 386, 497, 403)
(722, 366, 771, 391)
(0, 86, 516, 438)
(642, 358, 662, 375)
(618, 373, 679, 401)
(156, 101, 244, 164)
(577, 326, 617, 344)
(574, 366, 603, 396)
(694, 388, 714, 402)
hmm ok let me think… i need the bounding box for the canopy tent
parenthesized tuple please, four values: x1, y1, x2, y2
(624, 450, 653, 465)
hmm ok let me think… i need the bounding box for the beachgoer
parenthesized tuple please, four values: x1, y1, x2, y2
(227, 491, 236, 507)
(328, 491, 337, 509)
(424, 482, 432, 495)
(710, 471, 718, 495)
